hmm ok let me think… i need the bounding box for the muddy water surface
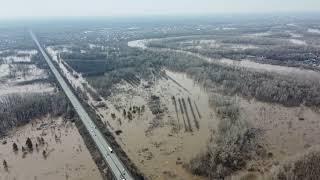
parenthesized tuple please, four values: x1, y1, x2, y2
(0, 117, 102, 180)
(0, 48, 102, 180)
(50, 41, 320, 179)
(242, 99, 320, 159)
(45, 46, 215, 179)
(102, 70, 219, 180)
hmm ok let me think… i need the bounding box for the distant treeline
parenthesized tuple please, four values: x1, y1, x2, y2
(148, 36, 320, 68)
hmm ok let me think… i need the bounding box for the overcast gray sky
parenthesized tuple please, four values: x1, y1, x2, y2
(1, 0, 320, 19)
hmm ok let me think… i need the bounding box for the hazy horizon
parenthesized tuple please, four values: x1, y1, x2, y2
(1, 0, 320, 19)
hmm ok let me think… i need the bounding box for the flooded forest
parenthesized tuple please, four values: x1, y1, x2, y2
(2, 15, 320, 180)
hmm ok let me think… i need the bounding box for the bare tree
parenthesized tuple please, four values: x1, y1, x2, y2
(13, 143, 18, 152)
(26, 138, 33, 151)
(3, 160, 8, 171)
(16, 64, 30, 78)
(42, 150, 47, 159)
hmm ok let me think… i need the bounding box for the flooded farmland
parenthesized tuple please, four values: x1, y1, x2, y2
(0, 117, 102, 180)
(0, 48, 54, 96)
(46, 47, 218, 179)
(91, 67, 320, 179)
(0, 47, 102, 180)
(49, 40, 320, 178)
(29, 17, 320, 179)
(105, 70, 218, 179)
(44, 34, 320, 179)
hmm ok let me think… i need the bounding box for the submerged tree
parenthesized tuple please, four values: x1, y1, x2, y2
(42, 150, 47, 159)
(127, 111, 133, 121)
(3, 160, 8, 171)
(26, 138, 33, 150)
(12, 143, 18, 152)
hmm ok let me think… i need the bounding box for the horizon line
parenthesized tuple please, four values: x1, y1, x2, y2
(1, 11, 320, 21)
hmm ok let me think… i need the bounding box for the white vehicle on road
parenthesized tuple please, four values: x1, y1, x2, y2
(108, 146, 113, 153)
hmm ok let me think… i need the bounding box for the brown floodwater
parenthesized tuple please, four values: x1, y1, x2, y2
(99, 70, 219, 180)
(46, 47, 214, 178)
(48, 42, 320, 179)
(105, 70, 320, 179)
(0, 117, 102, 180)
(0, 48, 102, 180)
(223, 97, 320, 179)
(242, 99, 320, 159)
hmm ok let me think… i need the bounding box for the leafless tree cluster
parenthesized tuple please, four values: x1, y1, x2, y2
(272, 146, 320, 180)
(0, 92, 68, 136)
(187, 95, 264, 178)
(187, 64, 320, 107)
